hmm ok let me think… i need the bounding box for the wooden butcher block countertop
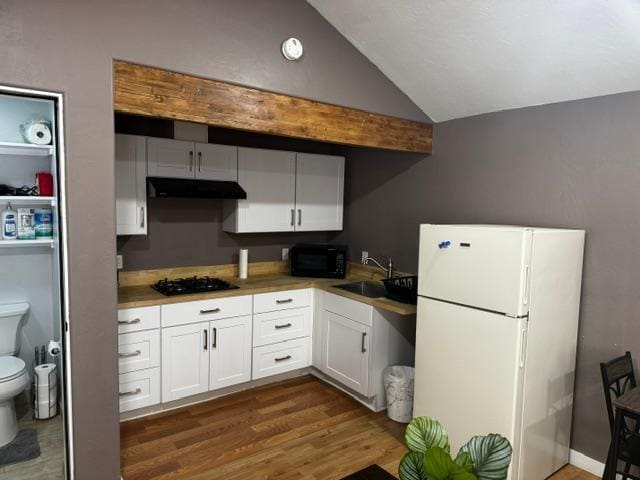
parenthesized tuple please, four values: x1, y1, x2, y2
(117, 261, 417, 316)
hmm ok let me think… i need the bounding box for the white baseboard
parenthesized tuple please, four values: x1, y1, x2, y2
(569, 449, 606, 477)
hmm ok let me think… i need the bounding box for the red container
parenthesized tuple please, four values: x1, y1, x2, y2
(36, 172, 54, 196)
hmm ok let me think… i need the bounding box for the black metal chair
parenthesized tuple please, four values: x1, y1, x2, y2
(601, 351, 640, 479)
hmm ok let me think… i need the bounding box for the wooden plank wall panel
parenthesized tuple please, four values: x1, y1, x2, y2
(113, 61, 433, 154)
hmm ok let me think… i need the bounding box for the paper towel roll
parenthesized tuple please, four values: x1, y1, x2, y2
(34, 363, 57, 419)
(22, 122, 52, 145)
(239, 248, 248, 279)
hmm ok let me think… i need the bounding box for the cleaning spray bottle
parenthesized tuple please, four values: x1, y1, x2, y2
(1, 202, 17, 240)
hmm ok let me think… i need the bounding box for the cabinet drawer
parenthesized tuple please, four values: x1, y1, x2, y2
(324, 292, 372, 326)
(253, 307, 311, 347)
(252, 337, 310, 380)
(118, 330, 160, 374)
(117, 306, 160, 334)
(161, 295, 252, 327)
(253, 289, 311, 314)
(118, 367, 160, 413)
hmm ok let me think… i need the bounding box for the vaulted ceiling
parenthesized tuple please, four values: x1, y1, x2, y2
(308, 0, 640, 122)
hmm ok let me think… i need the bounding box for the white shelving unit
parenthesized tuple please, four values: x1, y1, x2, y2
(0, 196, 55, 206)
(0, 238, 54, 248)
(0, 141, 54, 157)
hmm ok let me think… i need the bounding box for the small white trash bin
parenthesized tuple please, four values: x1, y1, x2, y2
(383, 365, 415, 423)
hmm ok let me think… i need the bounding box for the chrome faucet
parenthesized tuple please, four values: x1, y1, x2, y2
(363, 255, 394, 279)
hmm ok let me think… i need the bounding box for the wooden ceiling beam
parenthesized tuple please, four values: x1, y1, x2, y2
(113, 61, 432, 154)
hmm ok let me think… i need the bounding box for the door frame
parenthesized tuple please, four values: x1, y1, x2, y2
(0, 84, 74, 478)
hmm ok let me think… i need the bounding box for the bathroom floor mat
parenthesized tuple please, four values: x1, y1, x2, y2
(0, 429, 40, 467)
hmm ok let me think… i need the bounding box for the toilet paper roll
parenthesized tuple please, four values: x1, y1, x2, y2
(22, 122, 52, 145)
(34, 363, 57, 419)
(239, 248, 248, 279)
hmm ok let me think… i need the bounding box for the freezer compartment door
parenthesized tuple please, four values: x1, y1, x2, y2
(413, 297, 527, 478)
(418, 224, 532, 317)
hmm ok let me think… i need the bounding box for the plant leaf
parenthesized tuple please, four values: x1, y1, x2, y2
(398, 451, 429, 480)
(405, 417, 450, 454)
(459, 434, 512, 480)
(423, 447, 476, 480)
(454, 451, 474, 473)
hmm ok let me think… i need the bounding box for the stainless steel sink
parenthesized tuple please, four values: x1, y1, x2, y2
(333, 281, 387, 298)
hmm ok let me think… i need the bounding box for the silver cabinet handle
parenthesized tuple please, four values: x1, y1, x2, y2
(275, 323, 292, 330)
(119, 388, 141, 397)
(198, 151, 202, 172)
(118, 350, 141, 358)
(290, 209, 295, 226)
(275, 355, 292, 362)
(298, 209, 302, 226)
(200, 308, 221, 314)
(361, 332, 367, 353)
(189, 150, 194, 171)
(118, 318, 141, 325)
(212, 327, 217, 348)
(276, 299, 293, 304)
(204, 329, 208, 350)
(140, 206, 145, 228)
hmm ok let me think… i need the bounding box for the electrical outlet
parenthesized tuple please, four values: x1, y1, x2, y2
(282, 247, 290, 262)
(116, 254, 123, 270)
(361, 251, 369, 264)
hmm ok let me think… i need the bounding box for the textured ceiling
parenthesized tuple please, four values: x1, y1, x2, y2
(308, 0, 640, 122)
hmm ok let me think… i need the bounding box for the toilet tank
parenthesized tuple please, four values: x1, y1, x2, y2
(0, 303, 29, 356)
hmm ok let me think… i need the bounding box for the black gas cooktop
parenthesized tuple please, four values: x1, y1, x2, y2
(152, 276, 239, 296)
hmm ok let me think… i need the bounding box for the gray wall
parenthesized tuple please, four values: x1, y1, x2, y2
(0, 1, 428, 478)
(117, 197, 334, 271)
(336, 89, 640, 462)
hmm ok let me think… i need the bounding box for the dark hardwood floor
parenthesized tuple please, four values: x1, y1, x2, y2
(120, 375, 597, 480)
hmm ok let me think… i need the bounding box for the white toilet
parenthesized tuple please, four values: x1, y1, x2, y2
(0, 302, 29, 448)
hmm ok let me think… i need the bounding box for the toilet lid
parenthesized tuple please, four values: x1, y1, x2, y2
(0, 356, 26, 381)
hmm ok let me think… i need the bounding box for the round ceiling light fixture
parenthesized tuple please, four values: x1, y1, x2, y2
(281, 37, 304, 61)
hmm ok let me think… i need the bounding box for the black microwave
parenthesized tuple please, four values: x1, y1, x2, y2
(290, 244, 347, 279)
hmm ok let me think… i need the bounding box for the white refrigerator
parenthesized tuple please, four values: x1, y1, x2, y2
(413, 225, 585, 480)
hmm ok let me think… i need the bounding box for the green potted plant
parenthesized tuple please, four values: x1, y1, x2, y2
(398, 417, 512, 480)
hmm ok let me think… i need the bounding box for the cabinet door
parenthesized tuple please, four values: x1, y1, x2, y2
(147, 137, 195, 179)
(295, 153, 344, 231)
(115, 134, 147, 235)
(209, 315, 252, 390)
(161, 322, 209, 402)
(195, 143, 238, 181)
(232, 147, 296, 232)
(323, 310, 371, 396)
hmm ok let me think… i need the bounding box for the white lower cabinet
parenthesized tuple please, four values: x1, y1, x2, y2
(118, 306, 162, 413)
(324, 310, 371, 396)
(119, 367, 161, 413)
(252, 337, 311, 380)
(209, 315, 252, 390)
(160, 295, 254, 403)
(319, 292, 415, 407)
(161, 322, 210, 402)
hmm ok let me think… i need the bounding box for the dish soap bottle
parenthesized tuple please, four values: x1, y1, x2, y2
(1, 203, 18, 240)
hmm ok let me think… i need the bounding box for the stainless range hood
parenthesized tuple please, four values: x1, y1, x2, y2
(147, 177, 247, 199)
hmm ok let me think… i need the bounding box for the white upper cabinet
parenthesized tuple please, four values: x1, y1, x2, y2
(195, 143, 238, 181)
(147, 137, 238, 182)
(224, 147, 296, 233)
(223, 148, 344, 233)
(147, 137, 195, 179)
(115, 134, 147, 235)
(295, 153, 344, 231)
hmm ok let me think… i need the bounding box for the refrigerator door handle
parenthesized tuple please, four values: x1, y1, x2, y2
(522, 265, 530, 305)
(520, 327, 527, 368)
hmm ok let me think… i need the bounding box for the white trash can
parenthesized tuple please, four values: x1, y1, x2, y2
(383, 365, 415, 423)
